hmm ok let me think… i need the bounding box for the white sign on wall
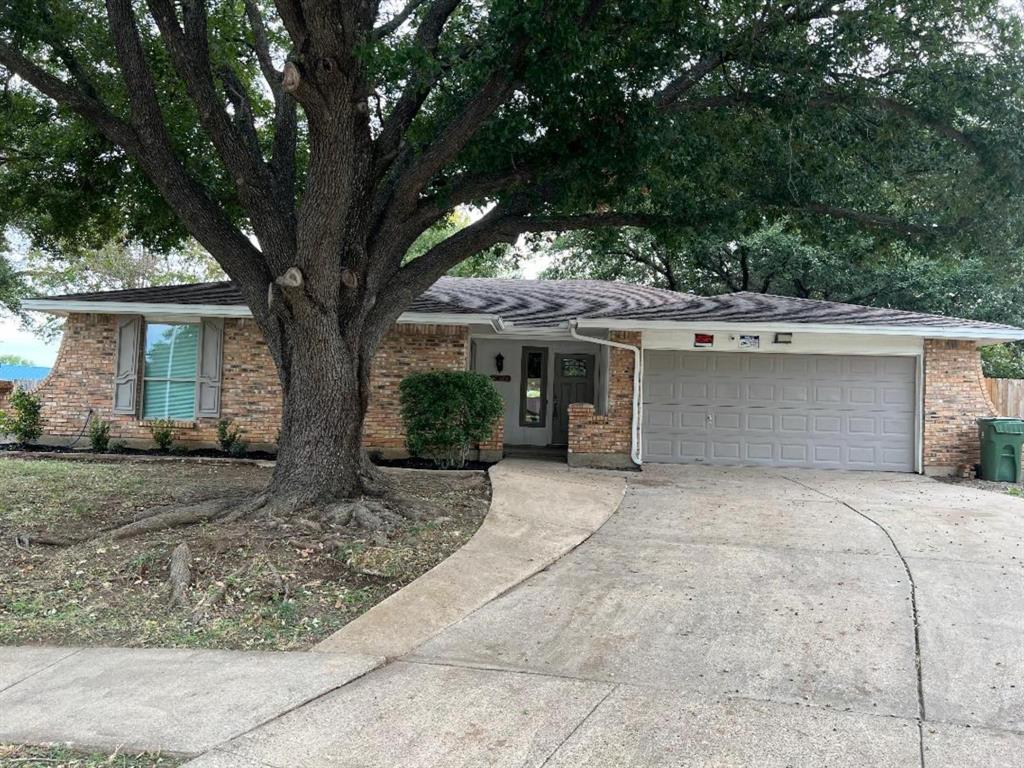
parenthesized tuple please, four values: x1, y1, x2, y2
(739, 334, 760, 349)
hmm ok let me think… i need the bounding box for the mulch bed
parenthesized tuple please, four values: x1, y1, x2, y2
(0, 458, 490, 651)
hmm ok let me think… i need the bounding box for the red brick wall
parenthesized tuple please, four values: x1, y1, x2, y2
(363, 324, 470, 449)
(28, 314, 478, 452)
(923, 339, 997, 470)
(567, 331, 639, 463)
(29, 314, 282, 445)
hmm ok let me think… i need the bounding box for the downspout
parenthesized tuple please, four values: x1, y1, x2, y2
(569, 320, 643, 466)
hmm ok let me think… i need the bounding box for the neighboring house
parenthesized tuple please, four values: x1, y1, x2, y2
(20, 278, 1024, 474)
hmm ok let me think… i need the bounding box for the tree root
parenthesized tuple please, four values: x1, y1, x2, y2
(107, 480, 420, 540)
(168, 542, 192, 608)
(14, 532, 78, 549)
(111, 498, 241, 539)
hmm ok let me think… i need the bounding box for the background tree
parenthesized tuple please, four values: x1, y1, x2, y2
(1, 1, 1022, 520)
(0, 353, 37, 366)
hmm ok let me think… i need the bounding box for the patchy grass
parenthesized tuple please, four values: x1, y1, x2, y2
(0, 458, 489, 650)
(0, 744, 181, 767)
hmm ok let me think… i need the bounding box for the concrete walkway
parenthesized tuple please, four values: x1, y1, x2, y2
(0, 458, 624, 758)
(314, 458, 625, 658)
(0, 646, 382, 755)
(183, 466, 1024, 768)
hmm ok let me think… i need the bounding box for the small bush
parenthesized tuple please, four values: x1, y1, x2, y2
(148, 419, 175, 452)
(108, 440, 129, 454)
(399, 370, 503, 469)
(217, 418, 247, 456)
(88, 418, 111, 452)
(0, 388, 43, 445)
(227, 439, 249, 458)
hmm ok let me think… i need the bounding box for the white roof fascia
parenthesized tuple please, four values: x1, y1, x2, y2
(22, 299, 252, 317)
(21, 299, 502, 329)
(573, 317, 1024, 342)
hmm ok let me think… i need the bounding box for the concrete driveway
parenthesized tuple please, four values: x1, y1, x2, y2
(192, 466, 1023, 768)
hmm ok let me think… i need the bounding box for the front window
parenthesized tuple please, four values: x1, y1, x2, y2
(142, 323, 199, 420)
(519, 347, 548, 427)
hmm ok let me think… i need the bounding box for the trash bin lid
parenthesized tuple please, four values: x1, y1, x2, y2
(989, 420, 1024, 434)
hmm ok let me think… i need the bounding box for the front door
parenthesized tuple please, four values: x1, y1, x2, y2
(551, 353, 596, 445)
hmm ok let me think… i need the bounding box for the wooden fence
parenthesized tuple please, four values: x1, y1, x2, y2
(985, 378, 1024, 417)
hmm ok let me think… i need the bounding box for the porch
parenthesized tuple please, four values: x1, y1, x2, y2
(470, 331, 640, 469)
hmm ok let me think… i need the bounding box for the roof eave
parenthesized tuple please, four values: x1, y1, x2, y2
(21, 298, 503, 329)
(573, 317, 1024, 342)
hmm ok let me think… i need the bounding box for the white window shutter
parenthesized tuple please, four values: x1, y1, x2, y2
(197, 318, 224, 417)
(113, 316, 142, 414)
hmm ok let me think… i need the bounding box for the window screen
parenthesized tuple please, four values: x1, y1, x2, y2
(142, 323, 199, 420)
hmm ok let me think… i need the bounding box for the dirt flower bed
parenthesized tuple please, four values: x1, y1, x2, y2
(0, 458, 489, 650)
(0, 745, 181, 768)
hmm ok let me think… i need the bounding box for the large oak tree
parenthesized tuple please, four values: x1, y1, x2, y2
(1, 0, 1022, 514)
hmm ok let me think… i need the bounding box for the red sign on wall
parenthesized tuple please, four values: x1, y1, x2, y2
(694, 333, 714, 348)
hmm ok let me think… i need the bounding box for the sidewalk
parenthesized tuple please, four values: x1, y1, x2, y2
(0, 646, 382, 755)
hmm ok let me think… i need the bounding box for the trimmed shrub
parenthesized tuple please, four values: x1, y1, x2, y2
(89, 418, 111, 452)
(0, 388, 43, 445)
(217, 418, 245, 454)
(149, 419, 175, 452)
(399, 370, 503, 469)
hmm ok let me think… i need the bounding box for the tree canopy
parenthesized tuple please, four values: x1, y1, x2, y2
(1, 0, 1022, 504)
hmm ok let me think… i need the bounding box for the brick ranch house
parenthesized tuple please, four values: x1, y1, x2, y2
(17, 277, 1024, 474)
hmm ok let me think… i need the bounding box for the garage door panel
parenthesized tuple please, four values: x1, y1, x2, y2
(744, 442, 774, 460)
(642, 352, 916, 472)
(813, 415, 842, 433)
(781, 385, 810, 403)
(746, 413, 774, 431)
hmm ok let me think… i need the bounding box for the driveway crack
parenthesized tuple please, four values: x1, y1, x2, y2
(538, 684, 618, 767)
(782, 476, 926, 768)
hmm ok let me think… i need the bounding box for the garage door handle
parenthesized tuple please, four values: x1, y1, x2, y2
(706, 412, 713, 425)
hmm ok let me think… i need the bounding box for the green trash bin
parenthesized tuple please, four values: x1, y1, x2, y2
(977, 418, 1024, 482)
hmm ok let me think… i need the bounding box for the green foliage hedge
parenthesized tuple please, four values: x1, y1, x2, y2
(981, 343, 1024, 380)
(399, 371, 503, 469)
(0, 388, 43, 444)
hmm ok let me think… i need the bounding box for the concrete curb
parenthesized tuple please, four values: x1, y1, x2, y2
(313, 457, 626, 660)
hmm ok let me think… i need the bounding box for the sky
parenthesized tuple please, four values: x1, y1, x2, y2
(0, 314, 61, 366)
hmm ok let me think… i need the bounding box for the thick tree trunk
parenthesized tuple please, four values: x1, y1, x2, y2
(267, 313, 381, 506)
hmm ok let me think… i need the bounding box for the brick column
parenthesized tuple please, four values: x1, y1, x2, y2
(567, 331, 640, 469)
(922, 339, 998, 474)
(475, 414, 505, 463)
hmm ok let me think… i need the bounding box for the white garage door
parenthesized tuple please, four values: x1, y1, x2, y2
(642, 351, 916, 471)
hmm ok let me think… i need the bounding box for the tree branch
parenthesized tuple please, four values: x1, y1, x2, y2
(375, 0, 432, 37)
(372, 0, 463, 177)
(654, 1, 840, 110)
(144, 0, 294, 259)
(7, 1, 274, 317)
(243, 0, 282, 93)
(674, 89, 983, 156)
(785, 202, 944, 236)
(385, 208, 677, 315)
